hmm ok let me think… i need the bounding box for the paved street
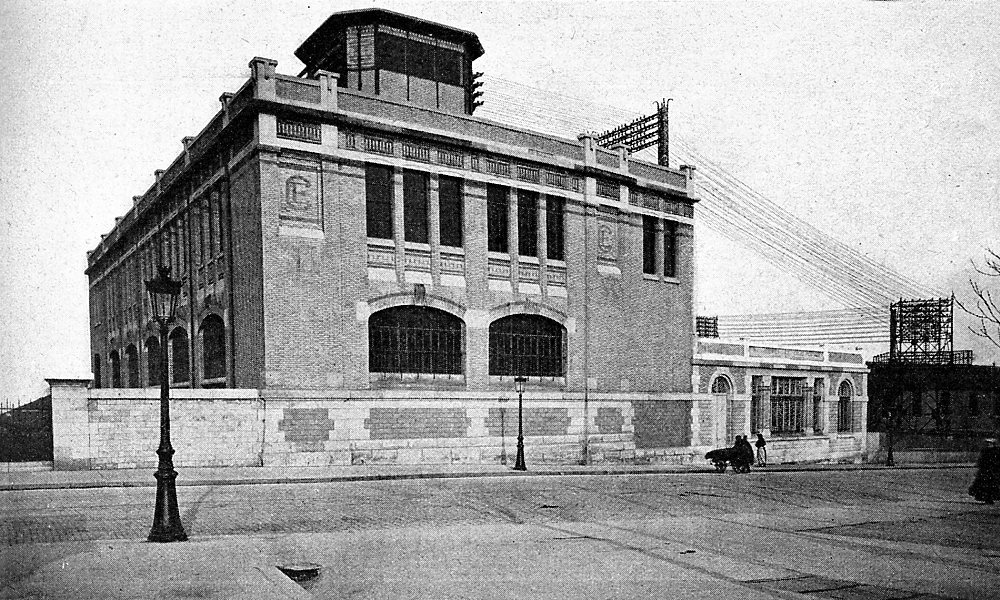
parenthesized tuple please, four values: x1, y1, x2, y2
(2, 467, 998, 599)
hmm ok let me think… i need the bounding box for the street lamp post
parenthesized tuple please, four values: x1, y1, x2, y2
(145, 265, 187, 543)
(514, 376, 527, 471)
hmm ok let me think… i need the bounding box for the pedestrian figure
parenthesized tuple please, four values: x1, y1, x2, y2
(969, 438, 999, 505)
(755, 433, 767, 467)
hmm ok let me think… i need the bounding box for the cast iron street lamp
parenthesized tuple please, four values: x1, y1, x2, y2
(145, 265, 187, 542)
(514, 376, 527, 471)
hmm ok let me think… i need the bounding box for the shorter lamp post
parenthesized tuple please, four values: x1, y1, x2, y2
(146, 266, 187, 543)
(513, 376, 527, 471)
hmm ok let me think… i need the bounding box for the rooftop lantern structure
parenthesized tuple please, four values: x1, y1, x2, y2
(295, 8, 486, 115)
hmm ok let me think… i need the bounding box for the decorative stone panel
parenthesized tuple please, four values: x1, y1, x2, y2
(595, 407, 624, 434)
(365, 407, 470, 440)
(277, 408, 335, 452)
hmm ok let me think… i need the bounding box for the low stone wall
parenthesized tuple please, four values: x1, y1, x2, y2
(49, 380, 701, 470)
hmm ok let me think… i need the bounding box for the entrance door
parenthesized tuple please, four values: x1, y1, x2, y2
(712, 376, 735, 446)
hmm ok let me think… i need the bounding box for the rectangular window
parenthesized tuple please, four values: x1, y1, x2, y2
(642, 215, 657, 275)
(517, 189, 538, 257)
(663, 220, 677, 278)
(546, 196, 565, 261)
(487, 184, 508, 252)
(365, 164, 394, 239)
(403, 171, 429, 243)
(750, 375, 766, 434)
(813, 378, 824, 433)
(438, 176, 463, 248)
(771, 377, 806, 434)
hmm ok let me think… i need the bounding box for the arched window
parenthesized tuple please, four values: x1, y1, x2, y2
(92, 354, 102, 389)
(711, 376, 731, 394)
(369, 306, 464, 376)
(201, 315, 227, 381)
(838, 380, 853, 432)
(489, 314, 566, 378)
(125, 344, 139, 387)
(145, 336, 161, 387)
(712, 376, 736, 444)
(170, 328, 190, 384)
(110, 350, 121, 387)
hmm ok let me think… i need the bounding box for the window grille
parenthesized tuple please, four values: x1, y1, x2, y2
(202, 315, 226, 381)
(838, 381, 853, 432)
(663, 220, 677, 278)
(403, 171, 429, 243)
(365, 164, 394, 239)
(711, 377, 731, 394)
(517, 189, 538, 257)
(170, 328, 190, 384)
(771, 376, 806, 434)
(489, 314, 566, 378)
(438, 176, 463, 248)
(369, 306, 464, 376)
(487, 184, 508, 252)
(145, 337, 160, 387)
(750, 376, 766, 434)
(546, 197, 565, 261)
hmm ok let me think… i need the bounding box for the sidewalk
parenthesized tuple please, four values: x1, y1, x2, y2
(0, 460, 974, 491)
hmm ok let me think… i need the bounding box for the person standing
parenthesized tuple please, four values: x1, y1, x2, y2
(969, 438, 999, 504)
(755, 433, 767, 467)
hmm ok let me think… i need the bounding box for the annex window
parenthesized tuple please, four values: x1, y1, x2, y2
(403, 171, 429, 243)
(489, 314, 566, 378)
(369, 306, 464, 376)
(546, 196, 565, 261)
(201, 315, 226, 381)
(771, 376, 806, 434)
(813, 378, 824, 434)
(110, 350, 121, 388)
(438, 176, 463, 248)
(487, 184, 509, 252)
(170, 328, 190, 384)
(125, 344, 139, 388)
(663, 220, 677, 278)
(642, 215, 656, 275)
(145, 336, 160, 387)
(365, 164, 394, 239)
(838, 380, 853, 432)
(517, 189, 539, 257)
(750, 375, 766, 434)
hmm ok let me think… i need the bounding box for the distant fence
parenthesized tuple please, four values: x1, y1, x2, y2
(0, 397, 53, 462)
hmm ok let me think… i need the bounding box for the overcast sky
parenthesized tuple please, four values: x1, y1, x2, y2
(1, 1, 997, 403)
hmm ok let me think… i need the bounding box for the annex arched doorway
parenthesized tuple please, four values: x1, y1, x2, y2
(712, 375, 736, 445)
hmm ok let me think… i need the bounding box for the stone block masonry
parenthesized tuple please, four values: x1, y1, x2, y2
(49, 380, 706, 470)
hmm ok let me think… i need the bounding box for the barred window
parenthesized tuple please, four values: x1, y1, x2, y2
(663, 220, 677, 278)
(487, 184, 509, 252)
(365, 164, 394, 239)
(201, 315, 226, 381)
(750, 375, 766, 434)
(110, 350, 121, 387)
(125, 344, 139, 388)
(838, 380, 854, 432)
(145, 336, 160, 387)
(546, 196, 565, 261)
(489, 314, 566, 378)
(517, 189, 538, 257)
(642, 215, 656, 275)
(369, 306, 464, 376)
(813, 378, 824, 434)
(439, 176, 463, 248)
(711, 376, 731, 395)
(771, 376, 806, 434)
(403, 171, 429, 243)
(170, 328, 190, 384)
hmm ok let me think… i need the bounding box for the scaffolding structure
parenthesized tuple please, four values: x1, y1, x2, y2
(871, 298, 972, 365)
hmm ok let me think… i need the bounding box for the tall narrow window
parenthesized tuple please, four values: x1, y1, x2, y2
(125, 344, 139, 388)
(170, 328, 190, 384)
(546, 196, 565, 261)
(403, 170, 429, 243)
(438, 176, 463, 248)
(813, 377, 824, 434)
(145, 336, 160, 387)
(750, 375, 765, 434)
(110, 351, 121, 387)
(365, 164, 394, 239)
(771, 377, 806, 434)
(487, 184, 508, 252)
(92, 354, 102, 389)
(663, 220, 677, 278)
(201, 315, 227, 381)
(838, 380, 853, 432)
(517, 189, 538, 257)
(642, 215, 657, 275)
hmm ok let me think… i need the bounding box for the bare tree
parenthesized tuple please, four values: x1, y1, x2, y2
(956, 248, 1000, 351)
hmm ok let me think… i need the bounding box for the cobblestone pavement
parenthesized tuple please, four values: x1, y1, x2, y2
(2, 468, 998, 599)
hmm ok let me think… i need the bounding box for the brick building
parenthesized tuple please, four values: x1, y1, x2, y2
(81, 9, 862, 467)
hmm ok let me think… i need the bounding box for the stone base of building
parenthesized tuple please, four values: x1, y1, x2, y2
(48, 379, 865, 470)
